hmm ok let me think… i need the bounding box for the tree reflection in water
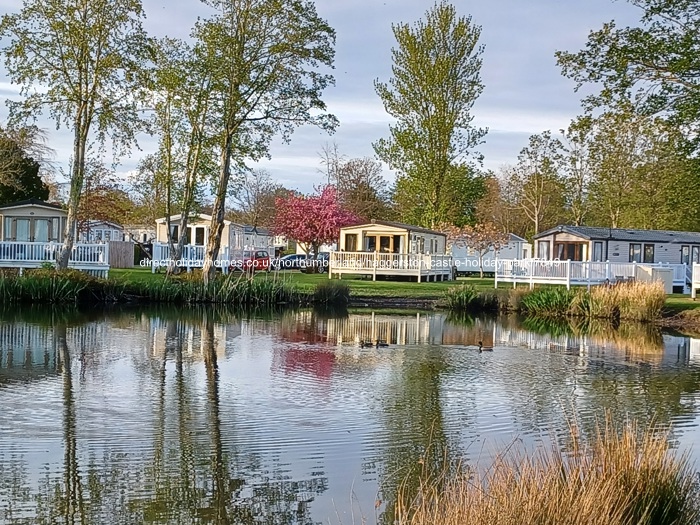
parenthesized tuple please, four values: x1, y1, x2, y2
(0, 310, 328, 524)
(1, 307, 700, 525)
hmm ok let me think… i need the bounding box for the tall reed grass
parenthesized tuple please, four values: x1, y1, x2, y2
(313, 280, 350, 306)
(395, 418, 699, 525)
(517, 281, 666, 322)
(444, 285, 499, 312)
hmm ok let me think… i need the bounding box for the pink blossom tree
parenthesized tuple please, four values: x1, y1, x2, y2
(273, 185, 358, 267)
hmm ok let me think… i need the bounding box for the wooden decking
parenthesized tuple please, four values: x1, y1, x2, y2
(329, 251, 453, 282)
(495, 259, 689, 291)
(0, 241, 110, 277)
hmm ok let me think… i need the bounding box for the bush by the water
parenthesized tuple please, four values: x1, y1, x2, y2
(519, 287, 578, 317)
(444, 285, 499, 312)
(513, 282, 666, 322)
(395, 417, 699, 525)
(313, 280, 350, 306)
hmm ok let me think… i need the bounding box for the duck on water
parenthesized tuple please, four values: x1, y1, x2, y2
(359, 340, 389, 348)
(478, 341, 493, 352)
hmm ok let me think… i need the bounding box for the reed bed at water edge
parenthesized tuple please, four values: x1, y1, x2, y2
(0, 270, 305, 306)
(312, 280, 350, 306)
(395, 417, 700, 525)
(443, 284, 499, 312)
(445, 281, 668, 321)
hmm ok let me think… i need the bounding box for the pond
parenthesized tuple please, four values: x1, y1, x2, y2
(1, 306, 700, 524)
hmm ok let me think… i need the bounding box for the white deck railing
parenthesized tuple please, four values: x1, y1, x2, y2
(0, 241, 109, 276)
(495, 259, 688, 291)
(692, 263, 700, 299)
(329, 251, 453, 281)
(150, 243, 230, 272)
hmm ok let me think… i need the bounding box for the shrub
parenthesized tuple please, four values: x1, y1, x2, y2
(313, 280, 350, 306)
(445, 285, 499, 312)
(519, 287, 578, 317)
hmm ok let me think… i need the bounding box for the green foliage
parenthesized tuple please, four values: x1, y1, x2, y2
(313, 281, 351, 307)
(195, 0, 337, 281)
(0, 0, 150, 269)
(517, 282, 666, 322)
(0, 127, 49, 205)
(519, 287, 578, 317)
(556, 1, 700, 151)
(0, 271, 305, 306)
(374, 2, 487, 228)
(444, 284, 499, 312)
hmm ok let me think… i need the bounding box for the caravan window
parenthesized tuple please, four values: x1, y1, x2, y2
(681, 245, 690, 264)
(537, 240, 550, 259)
(643, 244, 654, 263)
(195, 227, 205, 246)
(629, 244, 642, 263)
(593, 242, 604, 262)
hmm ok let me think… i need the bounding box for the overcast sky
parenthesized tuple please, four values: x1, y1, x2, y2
(0, 0, 640, 194)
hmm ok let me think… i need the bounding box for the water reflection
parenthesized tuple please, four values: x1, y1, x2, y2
(0, 307, 699, 524)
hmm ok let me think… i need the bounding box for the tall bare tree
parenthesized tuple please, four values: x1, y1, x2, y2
(320, 144, 392, 222)
(505, 132, 566, 236)
(229, 169, 285, 228)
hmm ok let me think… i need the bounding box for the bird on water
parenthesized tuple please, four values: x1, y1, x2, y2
(478, 341, 493, 352)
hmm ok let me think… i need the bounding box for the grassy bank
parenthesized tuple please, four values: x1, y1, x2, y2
(0, 268, 306, 307)
(396, 418, 699, 525)
(0, 268, 692, 320)
(112, 267, 496, 298)
(445, 281, 667, 322)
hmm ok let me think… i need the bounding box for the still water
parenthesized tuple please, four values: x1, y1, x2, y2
(1, 307, 700, 524)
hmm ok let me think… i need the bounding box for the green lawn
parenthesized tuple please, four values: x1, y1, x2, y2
(108, 268, 700, 312)
(663, 294, 700, 315)
(108, 267, 497, 298)
(294, 273, 497, 297)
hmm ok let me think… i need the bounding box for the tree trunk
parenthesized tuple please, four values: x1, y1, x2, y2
(58, 120, 87, 270)
(203, 135, 232, 283)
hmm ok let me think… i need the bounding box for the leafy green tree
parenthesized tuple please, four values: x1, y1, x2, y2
(560, 118, 593, 226)
(0, 0, 149, 267)
(196, 0, 337, 283)
(374, 1, 487, 229)
(0, 127, 49, 205)
(146, 37, 217, 275)
(556, 0, 700, 149)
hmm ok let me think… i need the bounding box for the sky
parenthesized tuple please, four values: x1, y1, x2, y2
(0, 0, 641, 195)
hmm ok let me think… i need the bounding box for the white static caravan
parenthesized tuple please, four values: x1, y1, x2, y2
(330, 220, 453, 282)
(155, 214, 274, 254)
(533, 225, 700, 265)
(451, 233, 531, 275)
(79, 220, 125, 242)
